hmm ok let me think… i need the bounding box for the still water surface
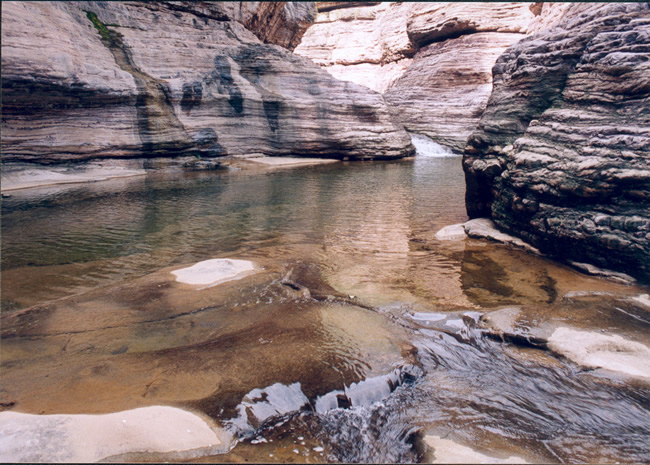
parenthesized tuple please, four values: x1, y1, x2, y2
(2, 154, 649, 463)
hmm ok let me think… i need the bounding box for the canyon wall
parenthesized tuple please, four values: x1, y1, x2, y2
(463, 3, 650, 280)
(295, 2, 537, 152)
(1, 1, 413, 164)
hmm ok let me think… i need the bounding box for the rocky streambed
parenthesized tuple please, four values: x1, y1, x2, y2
(2, 152, 649, 463)
(1, 1, 649, 462)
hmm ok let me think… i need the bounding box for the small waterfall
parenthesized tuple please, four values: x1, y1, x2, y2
(409, 133, 458, 157)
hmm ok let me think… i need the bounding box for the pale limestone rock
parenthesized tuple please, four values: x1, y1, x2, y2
(630, 294, 650, 309)
(385, 31, 525, 151)
(0, 406, 231, 463)
(567, 261, 636, 285)
(1, 161, 146, 192)
(424, 436, 528, 464)
(434, 224, 467, 241)
(297, 2, 535, 150)
(406, 3, 534, 47)
(171, 259, 257, 287)
(463, 218, 541, 254)
(479, 307, 522, 337)
(547, 327, 650, 379)
(295, 2, 415, 93)
(242, 156, 340, 167)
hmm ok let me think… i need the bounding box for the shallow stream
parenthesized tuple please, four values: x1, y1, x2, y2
(2, 150, 649, 463)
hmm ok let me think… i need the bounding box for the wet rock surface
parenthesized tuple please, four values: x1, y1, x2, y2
(0, 255, 412, 422)
(463, 3, 650, 281)
(1, 1, 413, 166)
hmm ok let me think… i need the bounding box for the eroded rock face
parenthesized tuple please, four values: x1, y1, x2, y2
(296, 2, 536, 151)
(1, 1, 413, 164)
(463, 3, 650, 281)
(295, 2, 415, 93)
(384, 31, 526, 152)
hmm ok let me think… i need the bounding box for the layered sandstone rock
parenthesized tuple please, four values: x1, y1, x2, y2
(295, 2, 415, 93)
(296, 2, 536, 151)
(1, 1, 413, 165)
(384, 31, 525, 152)
(464, 3, 650, 281)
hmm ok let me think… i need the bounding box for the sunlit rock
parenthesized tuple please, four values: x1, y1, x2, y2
(463, 218, 540, 255)
(1, 2, 413, 167)
(630, 294, 650, 309)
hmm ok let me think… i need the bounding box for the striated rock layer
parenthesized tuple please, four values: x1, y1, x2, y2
(296, 2, 536, 152)
(464, 3, 650, 281)
(1, 1, 413, 165)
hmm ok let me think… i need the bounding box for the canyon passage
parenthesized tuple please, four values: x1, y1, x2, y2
(1, 1, 649, 464)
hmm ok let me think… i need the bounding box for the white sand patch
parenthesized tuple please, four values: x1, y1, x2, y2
(548, 327, 650, 379)
(424, 436, 527, 464)
(0, 406, 230, 463)
(171, 259, 257, 287)
(435, 224, 467, 241)
(244, 156, 339, 167)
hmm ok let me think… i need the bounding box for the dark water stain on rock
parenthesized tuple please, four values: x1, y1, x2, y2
(212, 55, 244, 114)
(181, 81, 203, 114)
(263, 100, 281, 133)
(85, 10, 198, 157)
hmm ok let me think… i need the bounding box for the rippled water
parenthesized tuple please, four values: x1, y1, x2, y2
(1, 156, 465, 309)
(2, 154, 649, 463)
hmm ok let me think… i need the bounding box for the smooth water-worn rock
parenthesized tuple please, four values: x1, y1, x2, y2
(1, 1, 413, 165)
(463, 3, 650, 281)
(424, 436, 528, 464)
(171, 258, 257, 287)
(0, 407, 231, 463)
(547, 327, 650, 379)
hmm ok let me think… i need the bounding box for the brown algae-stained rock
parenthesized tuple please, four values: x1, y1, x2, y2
(171, 259, 258, 287)
(0, 406, 231, 463)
